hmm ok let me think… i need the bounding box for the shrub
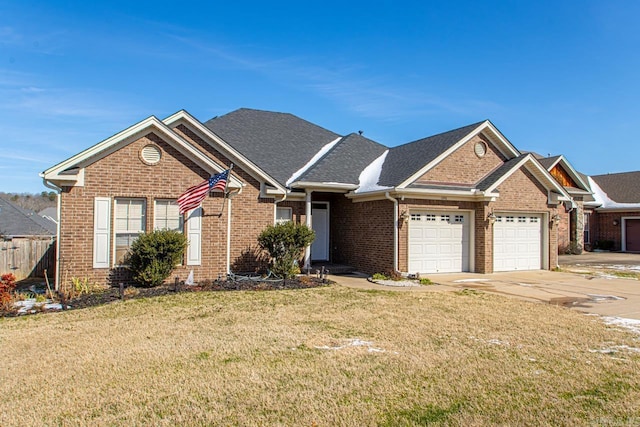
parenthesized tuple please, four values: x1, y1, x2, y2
(257, 222, 315, 279)
(0, 273, 17, 304)
(126, 230, 188, 287)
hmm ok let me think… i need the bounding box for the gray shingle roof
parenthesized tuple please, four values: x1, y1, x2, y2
(0, 198, 56, 238)
(476, 154, 529, 191)
(590, 171, 640, 203)
(297, 133, 387, 185)
(537, 155, 561, 169)
(378, 121, 486, 187)
(204, 108, 341, 186)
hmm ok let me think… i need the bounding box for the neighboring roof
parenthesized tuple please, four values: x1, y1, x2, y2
(39, 207, 58, 223)
(295, 133, 388, 186)
(205, 108, 341, 187)
(590, 171, 640, 204)
(537, 155, 561, 169)
(0, 198, 56, 238)
(378, 121, 486, 187)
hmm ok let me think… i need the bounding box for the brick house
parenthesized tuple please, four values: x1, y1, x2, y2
(585, 172, 640, 252)
(41, 108, 574, 288)
(536, 155, 593, 254)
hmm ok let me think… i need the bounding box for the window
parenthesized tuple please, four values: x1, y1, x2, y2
(454, 215, 464, 223)
(506, 216, 515, 223)
(518, 216, 526, 223)
(155, 200, 182, 231)
(584, 213, 590, 244)
(530, 217, 539, 223)
(425, 214, 436, 221)
(275, 207, 292, 224)
(441, 214, 450, 222)
(115, 198, 146, 265)
(410, 213, 421, 221)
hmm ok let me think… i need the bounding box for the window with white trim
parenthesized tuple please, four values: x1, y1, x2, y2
(454, 215, 464, 223)
(155, 200, 182, 232)
(115, 198, 146, 265)
(275, 207, 292, 224)
(410, 213, 421, 221)
(584, 213, 590, 244)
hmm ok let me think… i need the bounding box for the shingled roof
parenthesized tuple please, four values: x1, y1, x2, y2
(296, 133, 387, 185)
(590, 171, 640, 203)
(377, 121, 486, 187)
(204, 108, 341, 186)
(0, 198, 56, 239)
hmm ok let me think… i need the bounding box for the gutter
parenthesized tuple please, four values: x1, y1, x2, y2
(384, 192, 399, 273)
(40, 176, 62, 291)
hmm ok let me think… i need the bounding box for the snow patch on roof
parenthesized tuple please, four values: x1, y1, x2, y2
(589, 176, 640, 209)
(355, 150, 392, 193)
(286, 137, 342, 186)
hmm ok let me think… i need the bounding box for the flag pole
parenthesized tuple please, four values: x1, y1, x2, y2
(217, 163, 233, 217)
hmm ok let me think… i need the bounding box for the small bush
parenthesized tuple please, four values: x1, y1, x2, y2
(0, 273, 17, 304)
(372, 273, 389, 280)
(127, 230, 188, 287)
(257, 222, 315, 279)
(419, 278, 433, 285)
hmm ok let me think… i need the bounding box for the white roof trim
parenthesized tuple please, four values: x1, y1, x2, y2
(41, 115, 243, 189)
(163, 110, 286, 194)
(397, 120, 521, 189)
(546, 155, 591, 192)
(483, 154, 571, 201)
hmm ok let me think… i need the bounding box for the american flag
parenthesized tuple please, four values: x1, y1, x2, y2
(177, 169, 229, 215)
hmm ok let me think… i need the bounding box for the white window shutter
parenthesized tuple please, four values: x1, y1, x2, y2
(93, 197, 111, 268)
(186, 207, 202, 266)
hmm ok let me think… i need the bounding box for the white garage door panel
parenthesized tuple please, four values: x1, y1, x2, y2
(494, 215, 542, 271)
(408, 212, 470, 274)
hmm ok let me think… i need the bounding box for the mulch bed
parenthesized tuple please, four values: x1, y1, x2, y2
(1, 277, 330, 316)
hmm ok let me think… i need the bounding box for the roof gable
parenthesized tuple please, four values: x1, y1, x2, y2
(204, 108, 341, 187)
(538, 155, 590, 192)
(379, 120, 520, 188)
(41, 115, 242, 189)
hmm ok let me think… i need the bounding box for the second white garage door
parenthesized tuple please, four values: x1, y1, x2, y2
(493, 214, 542, 271)
(408, 212, 470, 274)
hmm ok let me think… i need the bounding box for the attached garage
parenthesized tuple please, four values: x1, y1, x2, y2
(408, 211, 471, 273)
(493, 214, 542, 271)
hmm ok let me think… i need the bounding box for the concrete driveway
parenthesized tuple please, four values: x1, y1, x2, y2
(333, 253, 640, 320)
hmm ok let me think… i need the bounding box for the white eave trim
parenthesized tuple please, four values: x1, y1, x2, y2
(41, 115, 244, 189)
(163, 110, 286, 193)
(397, 120, 521, 189)
(289, 181, 358, 191)
(549, 155, 592, 192)
(346, 187, 498, 202)
(484, 154, 571, 202)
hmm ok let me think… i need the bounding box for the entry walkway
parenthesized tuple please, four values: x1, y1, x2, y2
(330, 269, 640, 320)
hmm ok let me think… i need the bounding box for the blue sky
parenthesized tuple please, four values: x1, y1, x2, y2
(1, 0, 639, 193)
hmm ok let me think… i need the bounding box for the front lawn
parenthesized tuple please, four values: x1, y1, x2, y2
(1, 286, 638, 425)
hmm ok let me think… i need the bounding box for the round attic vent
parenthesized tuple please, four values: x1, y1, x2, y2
(474, 141, 487, 158)
(141, 144, 161, 165)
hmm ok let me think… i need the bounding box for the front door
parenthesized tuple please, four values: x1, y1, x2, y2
(626, 219, 640, 252)
(311, 202, 329, 261)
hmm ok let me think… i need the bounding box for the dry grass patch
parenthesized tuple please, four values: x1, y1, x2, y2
(1, 286, 639, 426)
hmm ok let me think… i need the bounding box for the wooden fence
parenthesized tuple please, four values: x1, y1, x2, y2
(0, 239, 56, 280)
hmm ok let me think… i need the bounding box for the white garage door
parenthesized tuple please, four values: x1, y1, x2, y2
(493, 214, 542, 271)
(408, 212, 470, 274)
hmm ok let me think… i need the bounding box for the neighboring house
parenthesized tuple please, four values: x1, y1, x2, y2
(41, 108, 573, 288)
(586, 172, 640, 252)
(39, 206, 59, 224)
(536, 155, 594, 254)
(0, 197, 56, 240)
(0, 197, 56, 279)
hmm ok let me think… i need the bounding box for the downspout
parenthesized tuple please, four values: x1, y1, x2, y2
(42, 178, 62, 291)
(304, 191, 312, 270)
(273, 192, 287, 222)
(384, 192, 399, 273)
